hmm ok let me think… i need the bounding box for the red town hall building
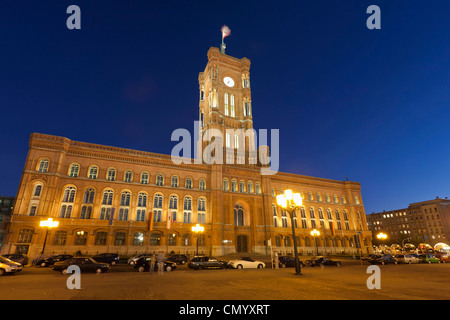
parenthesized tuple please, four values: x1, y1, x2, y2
(2, 46, 372, 259)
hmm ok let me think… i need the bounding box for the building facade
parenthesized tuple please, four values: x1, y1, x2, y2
(367, 197, 450, 249)
(2, 47, 372, 259)
(0, 196, 14, 249)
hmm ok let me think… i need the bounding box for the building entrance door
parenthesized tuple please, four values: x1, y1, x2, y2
(237, 235, 248, 253)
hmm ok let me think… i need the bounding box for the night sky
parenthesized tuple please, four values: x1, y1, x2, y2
(1, 1, 450, 214)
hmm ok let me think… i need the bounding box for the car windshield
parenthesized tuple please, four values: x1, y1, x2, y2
(242, 257, 254, 261)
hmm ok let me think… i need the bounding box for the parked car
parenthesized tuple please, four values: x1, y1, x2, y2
(134, 256, 177, 272)
(305, 256, 342, 267)
(2, 254, 28, 266)
(368, 254, 398, 265)
(228, 257, 266, 269)
(53, 257, 109, 274)
(188, 256, 227, 270)
(419, 254, 440, 264)
(35, 254, 73, 267)
(0, 256, 23, 275)
(128, 253, 150, 266)
(92, 253, 119, 265)
(435, 253, 450, 263)
(276, 255, 306, 268)
(394, 254, 420, 264)
(167, 254, 189, 265)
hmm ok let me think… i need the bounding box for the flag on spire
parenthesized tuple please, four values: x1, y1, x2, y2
(221, 25, 231, 39)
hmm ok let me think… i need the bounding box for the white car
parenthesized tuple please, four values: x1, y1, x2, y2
(127, 253, 150, 266)
(228, 257, 265, 269)
(0, 256, 23, 275)
(395, 254, 420, 264)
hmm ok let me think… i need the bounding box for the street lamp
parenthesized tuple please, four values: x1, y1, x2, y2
(276, 189, 303, 275)
(311, 229, 321, 256)
(191, 224, 204, 256)
(39, 218, 59, 255)
(376, 232, 388, 254)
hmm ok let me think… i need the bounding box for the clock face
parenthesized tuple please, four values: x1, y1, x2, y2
(223, 76, 235, 87)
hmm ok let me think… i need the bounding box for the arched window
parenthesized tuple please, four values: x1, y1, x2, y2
(230, 94, 235, 117)
(124, 170, 133, 183)
(119, 191, 131, 221)
(153, 193, 163, 223)
(183, 196, 192, 223)
(333, 194, 338, 204)
(156, 174, 164, 186)
(37, 159, 49, 173)
(17, 229, 33, 243)
(281, 209, 288, 228)
(100, 189, 114, 220)
(309, 207, 316, 228)
(136, 192, 147, 221)
(231, 180, 237, 192)
(33, 184, 43, 197)
(234, 204, 244, 226)
(150, 233, 161, 246)
(197, 197, 206, 224)
(169, 195, 178, 209)
(272, 205, 278, 227)
(335, 209, 342, 230)
(60, 187, 76, 218)
(354, 195, 360, 205)
(153, 193, 163, 208)
(94, 231, 108, 245)
(185, 177, 192, 189)
(53, 231, 67, 245)
(62, 187, 76, 203)
(247, 181, 253, 193)
(171, 175, 179, 187)
(81, 188, 95, 219)
(107, 168, 116, 181)
(68, 163, 80, 177)
(224, 92, 229, 116)
(325, 194, 330, 203)
(140, 172, 149, 184)
(300, 207, 307, 228)
(115, 232, 126, 246)
(239, 180, 245, 193)
(74, 231, 88, 245)
(134, 232, 145, 246)
(318, 208, 325, 229)
(199, 179, 206, 190)
(88, 165, 98, 179)
(223, 178, 229, 191)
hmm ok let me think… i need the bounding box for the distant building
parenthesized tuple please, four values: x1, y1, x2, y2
(367, 197, 450, 249)
(0, 196, 14, 248)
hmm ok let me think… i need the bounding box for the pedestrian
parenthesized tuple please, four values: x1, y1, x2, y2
(149, 254, 156, 274)
(156, 251, 165, 274)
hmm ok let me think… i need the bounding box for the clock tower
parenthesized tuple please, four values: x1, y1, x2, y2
(197, 47, 256, 165)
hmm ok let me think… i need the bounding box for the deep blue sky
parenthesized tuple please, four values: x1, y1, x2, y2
(1, 1, 449, 214)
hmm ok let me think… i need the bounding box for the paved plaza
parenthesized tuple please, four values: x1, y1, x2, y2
(1, 262, 450, 300)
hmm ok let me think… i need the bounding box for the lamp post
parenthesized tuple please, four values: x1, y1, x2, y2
(311, 229, 321, 256)
(39, 218, 59, 255)
(191, 224, 204, 256)
(276, 189, 303, 275)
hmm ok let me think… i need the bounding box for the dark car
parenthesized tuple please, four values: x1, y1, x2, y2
(35, 254, 73, 267)
(167, 254, 189, 265)
(368, 254, 398, 265)
(276, 256, 306, 268)
(53, 257, 109, 274)
(306, 256, 342, 267)
(92, 253, 119, 265)
(2, 254, 29, 266)
(134, 256, 177, 272)
(188, 256, 227, 270)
